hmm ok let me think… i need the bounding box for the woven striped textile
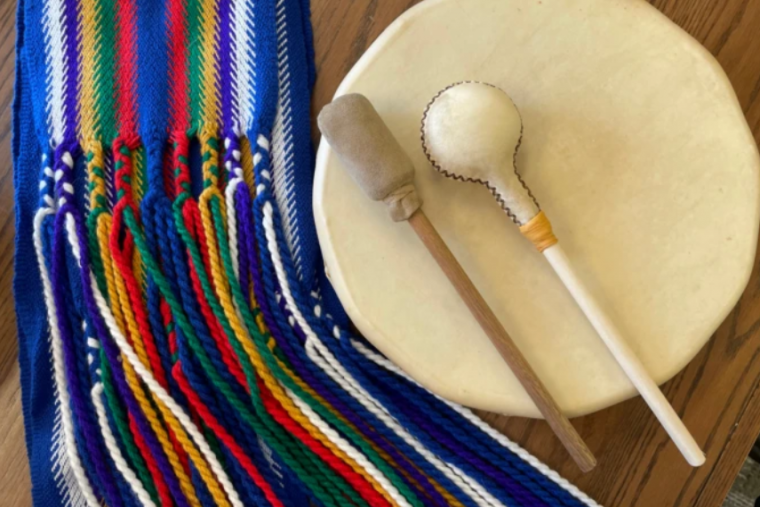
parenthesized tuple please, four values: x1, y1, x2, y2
(13, 0, 604, 505)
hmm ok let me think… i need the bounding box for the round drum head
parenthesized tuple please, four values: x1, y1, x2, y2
(314, 0, 760, 417)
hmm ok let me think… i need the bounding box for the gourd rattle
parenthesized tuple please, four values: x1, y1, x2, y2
(319, 93, 597, 472)
(421, 81, 705, 467)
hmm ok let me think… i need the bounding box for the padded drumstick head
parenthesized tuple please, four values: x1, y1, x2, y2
(318, 93, 422, 222)
(421, 82, 540, 225)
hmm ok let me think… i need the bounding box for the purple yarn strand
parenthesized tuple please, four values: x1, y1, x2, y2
(234, 183, 252, 308)
(51, 201, 123, 507)
(61, 0, 80, 140)
(218, 0, 236, 131)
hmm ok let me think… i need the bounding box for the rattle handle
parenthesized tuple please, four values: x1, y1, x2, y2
(408, 210, 597, 473)
(542, 244, 705, 467)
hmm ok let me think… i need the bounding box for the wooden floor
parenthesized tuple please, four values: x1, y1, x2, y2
(1, 1, 760, 506)
(0, 0, 30, 505)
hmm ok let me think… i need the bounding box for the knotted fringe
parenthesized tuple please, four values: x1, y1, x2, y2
(32, 124, 603, 507)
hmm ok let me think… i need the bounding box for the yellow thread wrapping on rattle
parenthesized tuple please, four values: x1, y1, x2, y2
(519, 211, 558, 252)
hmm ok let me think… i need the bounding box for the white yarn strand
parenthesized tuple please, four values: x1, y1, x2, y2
(270, 0, 303, 277)
(225, 169, 251, 327)
(225, 165, 244, 281)
(89, 358, 157, 507)
(41, 0, 66, 142)
(33, 208, 99, 507)
(234, 0, 256, 131)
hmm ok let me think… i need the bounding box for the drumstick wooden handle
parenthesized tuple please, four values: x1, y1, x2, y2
(319, 93, 597, 471)
(408, 210, 597, 472)
(542, 244, 705, 467)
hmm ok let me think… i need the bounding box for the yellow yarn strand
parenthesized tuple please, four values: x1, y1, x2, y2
(131, 147, 146, 287)
(87, 141, 105, 210)
(200, 0, 219, 125)
(77, 0, 96, 141)
(111, 265, 152, 375)
(132, 146, 146, 204)
(152, 393, 232, 507)
(240, 136, 255, 192)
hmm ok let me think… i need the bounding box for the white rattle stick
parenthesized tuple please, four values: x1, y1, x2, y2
(319, 93, 597, 472)
(421, 81, 705, 467)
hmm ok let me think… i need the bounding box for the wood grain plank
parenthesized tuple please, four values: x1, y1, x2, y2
(0, 0, 758, 506)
